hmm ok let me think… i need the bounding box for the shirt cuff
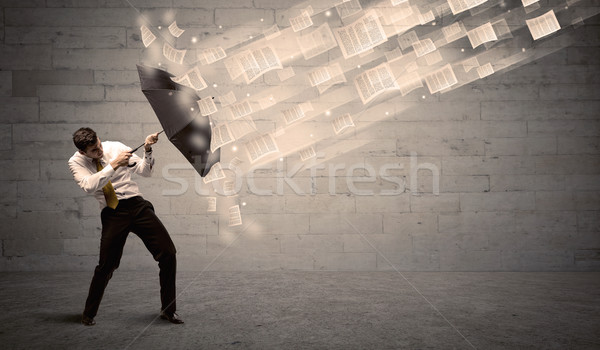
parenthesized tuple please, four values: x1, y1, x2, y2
(102, 162, 116, 177)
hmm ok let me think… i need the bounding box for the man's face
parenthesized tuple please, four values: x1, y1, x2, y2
(80, 137, 104, 160)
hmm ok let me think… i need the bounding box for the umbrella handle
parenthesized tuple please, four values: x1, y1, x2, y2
(127, 130, 165, 167)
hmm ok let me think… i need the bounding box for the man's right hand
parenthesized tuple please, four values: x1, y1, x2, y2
(110, 150, 132, 170)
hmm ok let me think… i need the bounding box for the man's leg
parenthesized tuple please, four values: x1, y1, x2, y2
(130, 199, 178, 318)
(83, 207, 131, 321)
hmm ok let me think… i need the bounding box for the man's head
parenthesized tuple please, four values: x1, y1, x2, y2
(73, 127, 103, 159)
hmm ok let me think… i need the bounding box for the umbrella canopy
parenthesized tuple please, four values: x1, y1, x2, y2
(137, 64, 220, 177)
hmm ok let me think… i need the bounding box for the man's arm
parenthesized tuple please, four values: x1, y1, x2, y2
(133, 132, 159, 177)
(68, 158, 115, 193)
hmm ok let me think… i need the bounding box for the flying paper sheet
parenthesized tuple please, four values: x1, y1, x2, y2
(228, 205, 242, 226)
(163, 43, 187, 64)
(140, 25, 156, 47)
(290, 10, 313, 32)
(398, 71, 423, 96)
(334, 10, 387, 59)
(447, 0, 488, 15)
(412, 38, 436, 57)
(207, 197, 217, 212)
(197, 97, 218, 116)
(198, 47, 227, 65)
(168, 21, 185, 37)
(223, 181, 235, 195)
(398, 31, 419, 51)
(228, 100, 253, 119)
(461, 56, 480, 72)
(297, 23, 338, 60)
(218, 91, 237, 107)
(277, 67, 296, 81)
(210, 123, 234, 152)
(476, 62, 494, 78)
(336, 0, 363, 19)
(354, 63, 399, 104)
(203, 162, 226, 183)
(233, 46, 282, 84)
(263, 24, 281, 40)
(299, 146, 317, 161)
(425, 64, 458, 94)
(172, 67, 207, 91)
(442, 21, 466, 42)
(526, 10, 561, 40)
(332, 113, 355, 135)
(467, 22, 498, 49)
(246, 134, 279, 162)
(282, 102, 313, 125)
(424, 50, 443, 65)
(385, 47, 403, 63)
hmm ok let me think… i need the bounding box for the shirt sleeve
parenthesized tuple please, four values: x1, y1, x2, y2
(132, 149, 155, 177)
(68, 158, 116, 194)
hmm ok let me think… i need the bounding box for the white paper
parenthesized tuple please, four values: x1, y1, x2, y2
(246, 134, 279, 163)
(223, 181, 235, 194)
(168, 21, 185, 37)
(447, 0, 488, 15)
(297, 23, 338, 60)
(163, 43, 187, 64)
(207, 197, 217, 212)
(235, 46, 282, 84)
(172, 66, 207, 91)
(198, 47, 227, 65)
(140, 25, 156, 47)
(218, 91, 237, 107)
(290, 10, 313, 32)
(354, 62, 399, 104)
(442, 21, 466, 42)
(424, 50, 443, 66)
(418, 10, 435, 25)
(277, 66, 296, 81)
(229, 118, 257, 140)
(391, 0, 408, 5)
(203, 162, 226, 183)
(197, 97, 218, 116)
(308, 66, 333, 87)
(332, 113, 355, 134)
(282, 102, 313, 125)
(299, 146, 317, 161)
(398, 31, 419, 51)
(522, 0, 539, 7)
(263, 24, 281, 40)
(228, 100, 253, 119)
(461, 56, 480, 72)
(398, 71, 423, 96)
(385, 47, 403, 62)
(476, 62, 494, 78)
(210, 123, 234, 152)
(467, 22, 497, 49)
(526, 10, 561, 40)
(336, 0, 362, 19)
(425, 64, 458, 94)
(230, 157, 243, 168)
(334, 10, 387, 59)
(228, 205, 242, 226)
(412, 38, 436, 57)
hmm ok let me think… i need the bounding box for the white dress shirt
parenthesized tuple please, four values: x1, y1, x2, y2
(68, 141, 155, 209)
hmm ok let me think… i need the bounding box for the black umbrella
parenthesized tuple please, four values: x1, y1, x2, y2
(136, 64, 220, 177)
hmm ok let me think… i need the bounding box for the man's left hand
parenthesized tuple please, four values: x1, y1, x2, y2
(144, 132, 159, 151)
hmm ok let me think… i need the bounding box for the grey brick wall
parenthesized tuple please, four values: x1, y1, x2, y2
(0, 0, 598, 271)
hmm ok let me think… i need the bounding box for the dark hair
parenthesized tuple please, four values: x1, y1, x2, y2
(72, 127, 98, 151)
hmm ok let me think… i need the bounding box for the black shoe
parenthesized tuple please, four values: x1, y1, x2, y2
(81, 314, 96, 326)
(160, 312, 184, 324)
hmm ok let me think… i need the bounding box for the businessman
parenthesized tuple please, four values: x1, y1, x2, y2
(68, 127, 183, 326)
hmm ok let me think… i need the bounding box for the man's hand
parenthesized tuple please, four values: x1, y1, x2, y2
(144, 132, 159, 152)
(110, 150, 133, 170)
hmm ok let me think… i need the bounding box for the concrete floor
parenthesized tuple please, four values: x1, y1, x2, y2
(0, 271, 599, 349)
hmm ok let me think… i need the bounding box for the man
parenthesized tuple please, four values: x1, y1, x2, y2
(68, 127, 183, 326)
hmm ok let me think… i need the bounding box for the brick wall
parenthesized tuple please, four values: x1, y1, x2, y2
(0, 0, 598, 271)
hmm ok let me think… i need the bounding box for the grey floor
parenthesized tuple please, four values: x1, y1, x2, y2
(0, 271, 599, 349)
